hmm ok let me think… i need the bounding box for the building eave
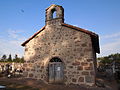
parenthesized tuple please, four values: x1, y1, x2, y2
(61, 23, 100, 53)
(21, 26, 45, 46)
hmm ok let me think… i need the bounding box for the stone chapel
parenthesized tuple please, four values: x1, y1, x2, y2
(22, 4, 100, 86)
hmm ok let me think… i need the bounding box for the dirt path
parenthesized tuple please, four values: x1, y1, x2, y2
(0, 77, 118, 90)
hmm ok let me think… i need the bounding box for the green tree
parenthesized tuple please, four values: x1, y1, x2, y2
(13, 54, 18, 62)
(20, 57, 24, 63)
(97, 53, 120, 65)
(15, 54, 18, 59)
(7, 54, 12, 62)
(0, 54, 7, 62)
(13, 54, 24, 63)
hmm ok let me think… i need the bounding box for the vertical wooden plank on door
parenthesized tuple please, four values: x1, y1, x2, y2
(60, 62, 63, 81)
(55, 62, 63, 83)
(55, 63, 59, 82)
(49, 63, 54, 83)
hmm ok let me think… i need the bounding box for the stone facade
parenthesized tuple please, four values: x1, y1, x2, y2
(22, 4, 100, 86)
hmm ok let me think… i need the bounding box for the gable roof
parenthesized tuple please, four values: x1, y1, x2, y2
(21, 26, 45, 46)
(21, 23, 100, 53)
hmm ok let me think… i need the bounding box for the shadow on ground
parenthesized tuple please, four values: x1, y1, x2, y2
(0, 77, 118, 90)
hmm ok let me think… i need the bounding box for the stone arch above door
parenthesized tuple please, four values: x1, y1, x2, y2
(49, 57, 62, 62)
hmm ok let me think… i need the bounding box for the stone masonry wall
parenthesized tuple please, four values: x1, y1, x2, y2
(23, 22, 95, 86)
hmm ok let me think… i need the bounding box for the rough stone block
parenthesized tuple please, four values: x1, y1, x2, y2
(23, 72, 28, 77)
(26, 68, 30, 71)
(87, 59, 92, 62)
(23, 64, 27, 67)
(64, 71, 67, 74)
(82, 71, 89, 75)
(81, 62, 88, 66)
(78, 77, 84, 82)
(77, 66, 83, 70)
(29, 73, 34, 77)
(31, 69, 35, 71)
(85, 76, 94, 83)
(84, 48, 92, 52)
(68, 66, 73, 68)
(72, 78, 77, 82)
(84, 66, 92, 70)
(90, 71, 95, 75)
(81, 43, 87, 47)
(41, 66, 44, 69)
(72, 61, 80, 65)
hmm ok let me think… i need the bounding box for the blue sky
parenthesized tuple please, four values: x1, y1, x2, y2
(0, 0, 120, 57)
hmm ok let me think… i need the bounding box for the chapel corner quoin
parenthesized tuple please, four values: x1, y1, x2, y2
(21, 4, 100, 86)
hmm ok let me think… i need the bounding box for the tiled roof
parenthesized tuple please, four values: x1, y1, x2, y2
(61, 23, 98, 37)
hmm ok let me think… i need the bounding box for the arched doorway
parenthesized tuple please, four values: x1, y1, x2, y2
(48, 57, 63, 83)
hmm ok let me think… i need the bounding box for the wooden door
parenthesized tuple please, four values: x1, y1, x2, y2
(49, 62, 63, 83)
(49, 63, 55, 83)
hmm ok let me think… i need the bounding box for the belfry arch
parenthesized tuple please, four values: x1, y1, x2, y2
(45, 4, 64, 22)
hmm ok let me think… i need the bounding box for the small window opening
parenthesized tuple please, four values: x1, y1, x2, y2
(51, 9, 57, 19)
(53, 11, 56, 18)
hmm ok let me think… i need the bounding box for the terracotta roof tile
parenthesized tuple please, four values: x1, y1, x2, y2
(61, 23, 98, 37)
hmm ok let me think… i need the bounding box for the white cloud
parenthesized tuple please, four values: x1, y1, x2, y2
(101, 32, 120, 39)
(0, 29, 26, 58)
(100, 41, 120, 55)
(98, 32, 120, 57)
(7, 29, 24, 39)
(0, 39, 25, 58)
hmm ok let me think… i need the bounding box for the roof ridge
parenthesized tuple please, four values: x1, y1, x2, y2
(61, 23, 98, 37)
